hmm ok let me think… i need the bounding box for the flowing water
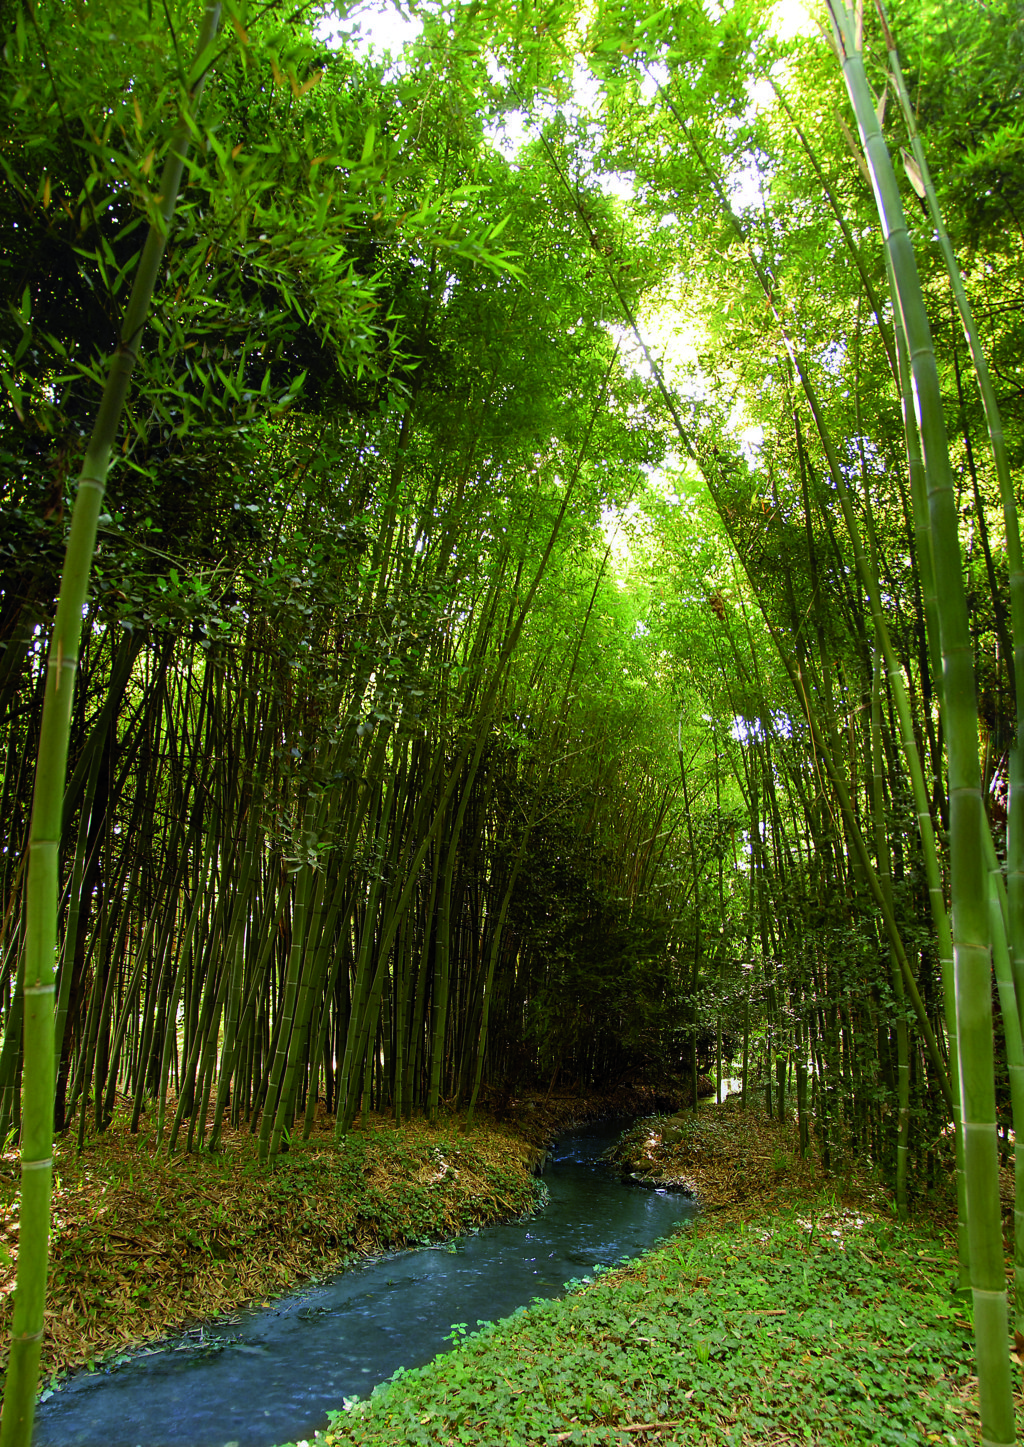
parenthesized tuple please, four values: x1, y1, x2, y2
(33, 1119, 697, 1447)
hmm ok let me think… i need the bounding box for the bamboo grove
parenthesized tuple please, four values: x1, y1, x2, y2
(1, 0, 1023, 1440)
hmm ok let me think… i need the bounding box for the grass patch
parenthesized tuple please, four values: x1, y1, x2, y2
(298, 1200, 988, 1447)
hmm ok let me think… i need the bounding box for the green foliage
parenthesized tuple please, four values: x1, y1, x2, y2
(2, 0, 1024, 1428)
(286, 1204, 981, 1446)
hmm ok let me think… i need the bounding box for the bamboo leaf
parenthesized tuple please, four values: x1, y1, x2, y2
(835, 111, 873, 187)
(902, 148, 926, 198)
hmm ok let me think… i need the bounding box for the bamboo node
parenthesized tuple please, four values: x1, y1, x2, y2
(20, 1158, 52, 1172)
(22, 982, 55, 997)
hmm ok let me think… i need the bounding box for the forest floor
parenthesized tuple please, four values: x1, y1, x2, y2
(296, 1097, 1021, 1447)
(0, 1081, 680, 1389)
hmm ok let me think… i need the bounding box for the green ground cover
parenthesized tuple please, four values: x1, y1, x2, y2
(286, 1201, 993, 1446)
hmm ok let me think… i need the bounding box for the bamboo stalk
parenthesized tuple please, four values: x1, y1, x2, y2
(823, 2, 1014, 1435)
(0, 9, 223, 1436)
(872, 650, 909, 1216)
(984, 827, 1024, 1328)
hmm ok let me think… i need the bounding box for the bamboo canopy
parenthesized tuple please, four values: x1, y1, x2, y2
(1, 0, 1022, 1437)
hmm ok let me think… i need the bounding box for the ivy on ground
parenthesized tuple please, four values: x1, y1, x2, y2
(290, 1205, 994, 1446)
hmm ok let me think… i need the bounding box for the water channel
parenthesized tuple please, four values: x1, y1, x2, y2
(33, 1119, 698, 1447)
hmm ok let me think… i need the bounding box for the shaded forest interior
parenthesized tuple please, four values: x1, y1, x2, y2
(1, 0, 1023, 1438)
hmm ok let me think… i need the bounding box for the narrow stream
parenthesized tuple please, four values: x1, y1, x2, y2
(33, 1120, 697, 1447)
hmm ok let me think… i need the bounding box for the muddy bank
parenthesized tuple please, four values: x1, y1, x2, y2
(0, 1083, 682, 1387)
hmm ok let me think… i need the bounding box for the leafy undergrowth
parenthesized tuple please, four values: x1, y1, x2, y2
(276, 1100, 1020, 1447)
(608, 1095, 1018, 1257)
(303, 1202, 992, 1447)
(0, 1083, 680, 1389)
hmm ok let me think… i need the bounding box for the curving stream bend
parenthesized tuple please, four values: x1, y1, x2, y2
(32, 1120, 697, 1447)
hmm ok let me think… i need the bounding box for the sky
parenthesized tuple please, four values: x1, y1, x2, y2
(324, 0, 819, 64)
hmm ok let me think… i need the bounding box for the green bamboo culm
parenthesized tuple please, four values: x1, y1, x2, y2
(0, 9, 223, 1443)
(822, 2, 1014, 1440)
(871, 650, 908, 1219)
(877, 21, 1024, 1300)
(983, 827, 1024, 1328)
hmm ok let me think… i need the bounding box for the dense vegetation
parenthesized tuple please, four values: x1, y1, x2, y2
(1, 0, 1022, 1439)
(310, 1172, 981, 1447)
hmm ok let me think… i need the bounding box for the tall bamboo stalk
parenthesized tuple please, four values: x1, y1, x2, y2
(0, 9, 223, 1442)
(871, 650, 909, 1216)
(823, 2, 1014, 1436)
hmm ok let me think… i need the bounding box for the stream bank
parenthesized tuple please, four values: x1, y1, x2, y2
(0, 1082, 681, 1388)
(301, 1100, 992, 1447)
(310, 1188, 986, 1447)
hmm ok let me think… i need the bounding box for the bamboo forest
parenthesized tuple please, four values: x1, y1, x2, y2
(0, 0, 1022, 1442)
